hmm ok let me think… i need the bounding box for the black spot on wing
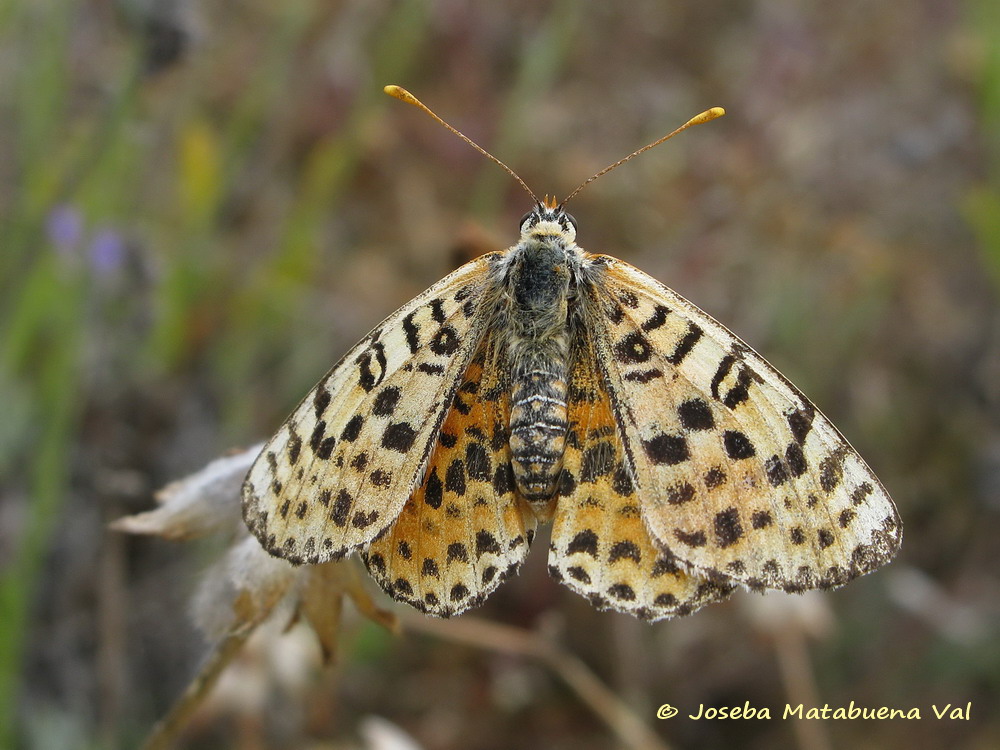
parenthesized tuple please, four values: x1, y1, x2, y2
(608, 540, 641, 563)
(313, 389, 331, 419)
(666, 322, 703, 365)
(429, 298, 447, 323)
(430, 326, 460, 356)
(666, 481, 696, 505)
(366, 552, 386, 575)
(785, 442, 808, 476)
(402, 311, 420, 353)
(723, 430, 755, 460)
(787, 403, 816, 444)
(618, 290, 639, 308)
(307, 421, 335, 460)
(677, 398, 714, 431)
(674, 529, 707, 548)
(372, 386, 402, 417)
(330, 490, 352, 527)
(557, 468, 578, 496)
(722, 367, 756, 409)
(341, 415, 364, 442)
(819, 452, 845, 492)
(651, 556, 681, 577)
(492, 462, 514, 496)
(422, 558, 439, 577)
(370, 468, 392, 487)
(382, 422, 417, 453)
(624, 369, 663, 383)
(352, 510, 379, 528)
(424, 468, 443, 509)
(612, 463, 634, 496)
(704, 467, 726, 488)
(765, 455, 789, 487)
(445, 459, 467, 496)
(851, 482, 874, 506)
(452, 392, 472, 415)
(643, 433, 689, 465)
(580, 441, 615, 482)
(641, 304, 670, 331)
(490, 420, 507, 451)
(475, 530, 501, 556)
(567, 529, 599, 558)
(465, 442, 491, 481)
(357, 342, 387, 392)
(287, 431, 302, 464)
(314, 435, 335, 460)
(608, 583, 635, 601)
(710, 354, 736, 401)
(614, 332, 653, 364)
(714, 508, 744, 548)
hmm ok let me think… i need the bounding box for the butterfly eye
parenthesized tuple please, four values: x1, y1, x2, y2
(564, 212, 578, 232)
(519, 211, 537, 230)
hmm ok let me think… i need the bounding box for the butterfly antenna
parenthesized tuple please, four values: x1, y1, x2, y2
(385, 85, 540, 206)
(561, 106, 726, 206)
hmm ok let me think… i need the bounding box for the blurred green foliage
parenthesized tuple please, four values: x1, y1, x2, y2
(966, 0, 1000, 291)
(0, 1, 439, 743)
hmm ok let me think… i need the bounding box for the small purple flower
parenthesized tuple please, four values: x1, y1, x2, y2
(89, 228, 126, 276)
(45, 204, 84, 253)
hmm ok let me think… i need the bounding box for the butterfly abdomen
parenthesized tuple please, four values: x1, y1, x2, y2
(503, 231, 576, 511)
(509, 357, 569, 506)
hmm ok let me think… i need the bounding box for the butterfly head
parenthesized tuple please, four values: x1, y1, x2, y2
(518, 198, 578, 243)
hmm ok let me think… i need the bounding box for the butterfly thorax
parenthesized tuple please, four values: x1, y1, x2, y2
(503, 217, 579, 517)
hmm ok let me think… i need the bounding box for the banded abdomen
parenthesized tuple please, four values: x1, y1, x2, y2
(502, 226, 576, 515)
(509, 353, 569, 511)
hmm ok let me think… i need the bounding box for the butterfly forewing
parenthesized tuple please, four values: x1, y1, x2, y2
(588, 257, 901, 591)
(242, 256, 496, 564)
(242, 193, 900, 622)
(363, 334, 536, 616)
(549, 326, 737, 620)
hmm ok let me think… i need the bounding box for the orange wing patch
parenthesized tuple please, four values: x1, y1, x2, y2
(589, 257, 900, 592)
(548, 330, 735, 620)
(363, 338, 536, 616)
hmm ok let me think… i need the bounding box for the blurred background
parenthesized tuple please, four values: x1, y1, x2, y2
(2, 0, 999, 748)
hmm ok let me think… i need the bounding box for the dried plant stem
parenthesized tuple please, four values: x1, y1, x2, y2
(772, 626, 832, 750)
(139, 619, 261, 750)
(399, 612, 671, 750)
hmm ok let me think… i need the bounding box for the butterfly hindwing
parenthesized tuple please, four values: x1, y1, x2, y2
(362, 333, 536, 616)
(587, 256, 901, 592)
(242, 191, 900, 622)
(548, 324, 736, 620)
(242, 255, 498, 564)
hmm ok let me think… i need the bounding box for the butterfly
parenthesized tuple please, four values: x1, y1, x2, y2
(242, 86, 901, 621)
